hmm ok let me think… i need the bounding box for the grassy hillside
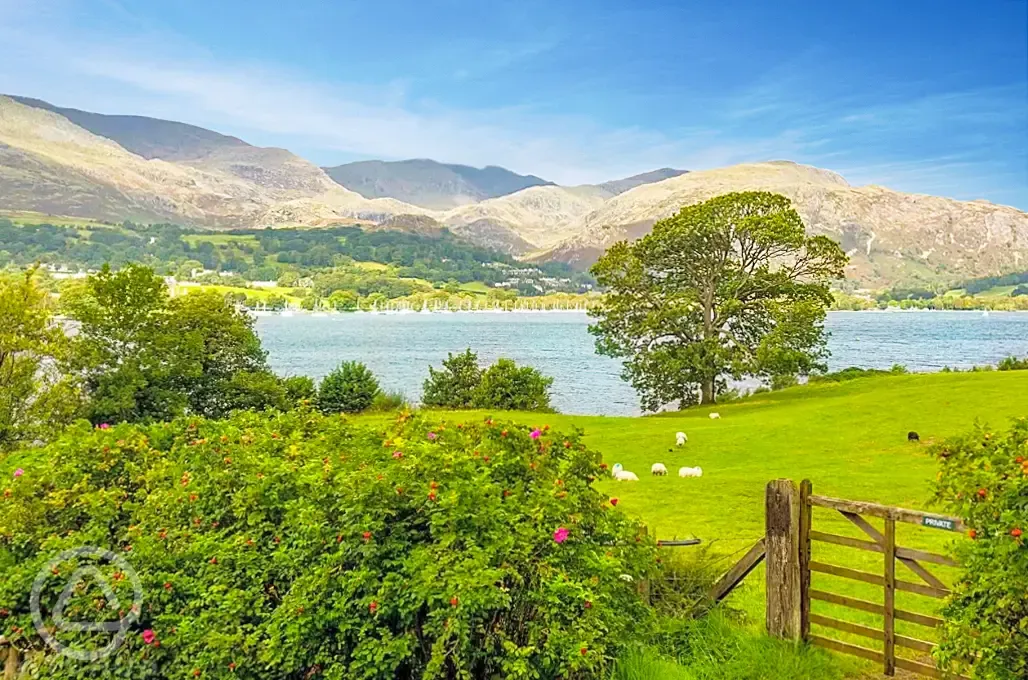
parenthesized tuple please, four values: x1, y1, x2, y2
(383, 371, 1027, 673)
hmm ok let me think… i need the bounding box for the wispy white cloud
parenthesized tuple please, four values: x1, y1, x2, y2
(0, 15, 802, 184)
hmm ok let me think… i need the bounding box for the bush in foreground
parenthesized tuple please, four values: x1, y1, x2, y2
(318, 361, 380, 413)
(0, 410, 655, 679)
(423, 350, 555, 413)
(997, 355, 1028, 371)
(932, 418, 1028, 680)
(473, 358, 554, 412)
(422, 349, 482, 408)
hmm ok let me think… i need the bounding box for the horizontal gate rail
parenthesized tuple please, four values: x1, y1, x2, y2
(807, 495, 965, 532)
(809, 613, 936, 654)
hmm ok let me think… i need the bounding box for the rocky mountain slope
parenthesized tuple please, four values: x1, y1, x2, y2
(540, 161, 1028, 287)
(440, 185, 610, 253)
(3, 95, 1027, 288)
(595, 167, 688, 195)
(0, 96, 428, 227)
(323, 159, 552, 210)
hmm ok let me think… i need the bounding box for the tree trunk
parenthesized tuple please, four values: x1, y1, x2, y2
(701, 378, 715, 404)
(701, 291, 716, 404)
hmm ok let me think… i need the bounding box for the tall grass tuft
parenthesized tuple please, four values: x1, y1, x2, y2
(370, 389, 409, 411)
(613, 612, 854, 680)
(608, 613, 851, 678)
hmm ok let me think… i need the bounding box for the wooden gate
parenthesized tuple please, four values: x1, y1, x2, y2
(711, 479, 970, 679)
(795, 480, 967, 678)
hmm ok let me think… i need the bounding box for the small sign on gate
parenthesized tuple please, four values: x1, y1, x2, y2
(922, 515, 958, 531)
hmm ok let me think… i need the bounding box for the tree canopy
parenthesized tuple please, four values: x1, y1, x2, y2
(0, 270, 78, 451)
(62, 264, 283, 423)
(589, 192, 847, 410)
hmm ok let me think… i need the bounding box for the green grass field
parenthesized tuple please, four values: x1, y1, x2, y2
(174, 283, 302, 303)
(459, 281, 492, 295)
(388, 371, 1028, 676)
(181, 233, 259, 247)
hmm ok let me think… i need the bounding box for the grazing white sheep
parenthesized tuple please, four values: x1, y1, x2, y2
(678, 466, 703, 478)
(709, 412, 721, 420)
(676, 432, 687, 446)
(651, 463, 668, 476)
(610, 463, 640, 481)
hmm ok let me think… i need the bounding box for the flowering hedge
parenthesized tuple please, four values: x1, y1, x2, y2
(932, 417, 1028, 680)
(0, 409, 656, 679)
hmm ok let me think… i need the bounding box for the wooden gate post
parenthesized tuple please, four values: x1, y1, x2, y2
(798, 479, 812, 641)
(766, 479, 802, 641)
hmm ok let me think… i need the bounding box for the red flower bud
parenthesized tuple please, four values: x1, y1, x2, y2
(450, 597, 458, 607)
(1013, 528, 1023, 538)
(363, 531, 372, 542)
(610, 498, 619, 506)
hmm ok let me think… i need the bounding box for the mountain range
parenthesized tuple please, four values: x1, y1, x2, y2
(2, 93, 1027, 288)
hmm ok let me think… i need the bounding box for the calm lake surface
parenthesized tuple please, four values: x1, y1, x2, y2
(256, 311, 1028, 416)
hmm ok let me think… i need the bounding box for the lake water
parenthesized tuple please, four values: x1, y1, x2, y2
(256, 311, 1028, 416)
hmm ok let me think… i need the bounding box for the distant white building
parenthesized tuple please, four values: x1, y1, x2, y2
(250, 281, 278, 289)
(51, 270, 88, 280)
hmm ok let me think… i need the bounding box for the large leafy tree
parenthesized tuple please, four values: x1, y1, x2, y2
(62, 264, 179, 424)
(64, 265, 281, 423)
(165, 291, 274, 419)
(0, 270, 79, 451)
(590, 192, 847, 410)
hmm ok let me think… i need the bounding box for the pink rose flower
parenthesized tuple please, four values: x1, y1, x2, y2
(13, 469, 23, 479)
(99, 423, 110, 430)
(427, 432, 437, 441)
(530, 429, 541, 440)
(392, 451, 403, 459)
(553, 527, 569, 544)
(142, 629, 156, 645)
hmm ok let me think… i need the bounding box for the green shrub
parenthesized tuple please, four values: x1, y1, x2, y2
(931, 418, 1028, 679)
(422, 349, 482, 408)
(808, 366, 902, 384)
(0, 410, 656, 679)
(997, 355, 1028, 371)
(281, 375, 316, 403)
(371, 389, 409, 411)
(318, 361, 380, 413)
(473, 358, 554, 412)
(647, 545, 722, 619)
(769, 374, 798, 391)
(218, 369, 289, 413)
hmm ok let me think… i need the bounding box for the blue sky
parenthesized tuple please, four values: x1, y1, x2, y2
(1, 0, 1026, 207)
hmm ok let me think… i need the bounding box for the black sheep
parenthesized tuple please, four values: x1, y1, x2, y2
(908, 431, 920, 442)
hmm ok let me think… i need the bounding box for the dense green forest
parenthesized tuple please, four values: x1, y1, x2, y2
(0, 218, 594, 295)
